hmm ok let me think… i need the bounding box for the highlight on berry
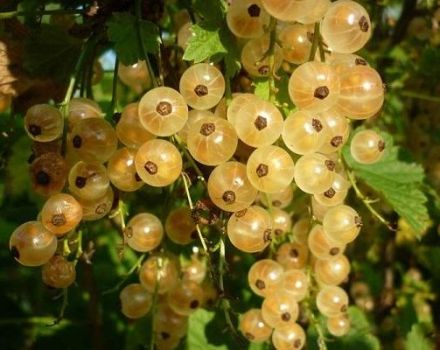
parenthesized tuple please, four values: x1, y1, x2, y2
(1, 0, 439, 349)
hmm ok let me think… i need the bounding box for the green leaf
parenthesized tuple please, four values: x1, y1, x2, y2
(5, 136, 32, 198)
(186, 309, 228, 350)
(308, 307, 380, 350)
(253, 78, 271, 101)
(183, 21, 227, 63)
(24, 24, 82, 81)
(193, 0, 226, 23)
(405, 324, 433, 350)
(107, 12, 160, 66)
(343, 129, 430, 235)
(183, 6, 241, 78)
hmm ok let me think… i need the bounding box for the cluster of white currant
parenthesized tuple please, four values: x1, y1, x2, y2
(8, 0, 388, 348)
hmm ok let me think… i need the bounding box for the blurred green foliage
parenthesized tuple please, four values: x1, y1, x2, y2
(0, 0, 440, 349)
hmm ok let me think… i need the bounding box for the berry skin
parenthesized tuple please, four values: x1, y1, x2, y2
(68, 98, 103, 130)
(350, 129, 385, 164)
(288, 61, 340, 113)
(208, 161, 258, 212)
(226, 0, 270, 39)
(313, 173, 349, 207)
(30, 152, 68, 197)
(314, 254, 351, 285)
(107, 148, 144, 192)
(241, 35, 283, 77)
(138, 87, 188, 137)
(41, 193, 83, 236)
(316, 285, 349, 317)
(293, 153, 336, 194)
(317, 109, 350, 154)
(135, 139, 182, 187)
(24, 104, 63, 142)
(239, 309, 273, 343)
(179, 63, 225, 110)
(231, 96, 283, 148)
(226, 93, 256, 124)
(227, 206, 272, 253)
(124, 213, 163, 253)
(271, 208, 292, 238)
(118, 60, 151, 94)
(77, 186, 114, 221)
(271, 323, 306, 350)
(120, 283, 152, 319)
(70, 118, 118, 163)
(259, 186, 294, 209)
(187, 116, 238, 166)
(248, 259, 284, 297)
(322, 205, 362, 244)
(154, 302, 189, 339)
(178, 109, 214, 144)
(165, 206, 196, 245)
(278, 24, 313, 65)
(246, 145, 295, 194)
(139, 255, 179, 294)
(321, 0, 372, 54)
(42, 255, 76, 288)
(275, 242, 309, 270)
(10, 221, 57, 267)
(181, 255, 206, 284)
(308, 224, 346, 260)
(167, 280, 204, 316)
(68, 161, 110, 201)
(261, 290, 299, 328)
(116, 103, 155, 148)
(336, 65, 384, 120)
(280, 269, 309, 301)
(261, 0, 318, 23)
(327, 313, 351, 336)
(282, 110, 329, 155)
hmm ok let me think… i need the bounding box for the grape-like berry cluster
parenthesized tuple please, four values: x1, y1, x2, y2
(9, 0, 386, 348)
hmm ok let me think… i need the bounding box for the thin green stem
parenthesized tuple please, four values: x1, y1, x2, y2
(150, 257, 162, 349)
(309, 23, 321, 61)
(74, 230, 83, 266)
(399, 90, 440, 103)
(48, 288, 69, 326)
(346, 169, 395, 231)
(135, 0, 158, 88)
(173, 135, 206, 184)
(101, 254, 146, 295)
(180, 173, 209, 254)
(309, 310, 328, 350)
(218, 235, 241, 340)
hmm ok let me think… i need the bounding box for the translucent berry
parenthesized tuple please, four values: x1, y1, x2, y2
(315, 254, 350, 285)
(187, 116, 238, 166)
(316, 285, 349, 317)
(261, 290, 299, 328)
(139, 254, 179, 294)
(167, 280, 204, 316)
(275, 242, 309, 270)
(350, 129, 385, 164)
(68, 161, 110, 201)
(280, 269, 308, 301)
(116, 103, 155, 148)
(135, 139, 182, 187)
(179, 63, 225, 110)
(165, 206, 196, 245)
(307, 224, 346, 260)
(9, 221, 57, 267)
(120, 283, 152, 319)
(248, 259, 284, 297)
(322, 205, 362, 244)
(138, 87, 188, 136)
(42, 255, 76, 288)
(227, 206, 272, 253)
(41, 193, 83, 236)
(226, 0, 270, 39)
(208, 162, 258, 212)
(124, 213, 163, 252)
(294, 153, 336, 194)
(288, 61, 340, 113)
(24, 104, 63, 142)
(239, 309, 272, 343)
(247, 146, 295, 194)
